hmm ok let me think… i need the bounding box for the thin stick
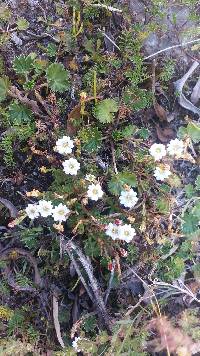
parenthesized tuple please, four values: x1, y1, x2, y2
(144, 38, 200, 60)
(98, 29, 120, 51)
(111, 141, 118, 174)
(63, 239, 111, 331)
(93, 70, 97, 104)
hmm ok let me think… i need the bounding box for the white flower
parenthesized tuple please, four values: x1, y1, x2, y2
(52, 203, 70, 222)
(62, 158, 80, 175)
(118, 224, 136, 243)
(55, 136, 74, 155)
(25, 204, 39, 220)
(149, 143, 167, 161)
(87, 183, 104, 201)
(85, 174, 96, 183)
(38, 200, 53, 217)
(167, 138, 184, 157)
(154, 165, 171, 181)
(105, 223, 120, 240)
(72, 337, 82, 353)
(119, 189, 138, 209)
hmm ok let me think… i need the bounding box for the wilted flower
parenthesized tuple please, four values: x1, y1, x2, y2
(87, 183, 104, 201)
(149, 143, 167, 161)
(53, 223, 64, 232)
(40, 166, 48, 173)
(118, 224, 136, 242)
(119, 189, 138, 209)
(62, 158, 80, 175)
(80, 91, 87, 100)
(105, 223, 120, 240)
(55, 136, 74, 155)
(25, 204, 39, 220)
(26, 189, 42, 197)
(38, 200, 53, 217)
(52, 203, 70, 222)
(154, 165, 171, 181)
(167, 138, 184, 157)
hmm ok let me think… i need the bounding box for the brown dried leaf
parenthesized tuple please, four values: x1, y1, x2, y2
(149, 316, 193, 354)
(154, 100, 168, 121)
(67, 96, 102, 135)
(67, 103, 81, 135)
(69, 58, 79, 71)
(156, 125, 176, 143)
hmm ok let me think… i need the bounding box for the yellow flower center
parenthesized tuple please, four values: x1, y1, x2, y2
(58, 210, 65, 215)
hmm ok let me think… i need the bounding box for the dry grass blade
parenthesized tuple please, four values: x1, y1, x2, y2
(52, 292, 65, 348)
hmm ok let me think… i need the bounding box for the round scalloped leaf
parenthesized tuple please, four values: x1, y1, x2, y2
(0, 76, 10, 102)
(187, 122, 200, 143)
(94, 98, 118, 124)
(13, 55, 35, 75)
(46, 63, 70, 93)
(8, 101, 33, 125)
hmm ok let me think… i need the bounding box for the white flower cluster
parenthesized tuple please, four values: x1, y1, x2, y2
(72, 337, 82, 352)
(149, 139, 184, 161)
(105, 222, 136, 243)
(149, 139, 184, 182)
(25, 201, 70, 222)
(55, 136, 80, 176)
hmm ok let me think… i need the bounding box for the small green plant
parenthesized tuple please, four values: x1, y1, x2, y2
(94, 98, 119, 123)
(46, 62, 71, 92)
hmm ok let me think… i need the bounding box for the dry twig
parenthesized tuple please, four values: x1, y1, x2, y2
(62, 239, 111, 331)
(52, 291, 65, 348)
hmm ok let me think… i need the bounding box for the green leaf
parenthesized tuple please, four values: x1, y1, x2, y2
(195, 175, 200, 190)
(46, 63, 70, 93)
(181, 213, 199, 235)
(192, 202, 200, 219)
(184, 184, 195, 198)
(123, 86, 152, 111)
(46, 43, 57, 58)
(94, 98, 118, 124)
(156, 197, 170, 214)
(0, 5, 11, 22)
(13, 55, 34, 75)
(0, 76, 10, 102)
(78, 126, 102, 152)
(16, 18, 29, 31)
(8, 101, 33, 125)
(108, 171, 137, 196)
(178, 126, 188, 139)
(82, 128, 102, 152)
(187, 122, 200, 143)
(138, 128, 149, 139)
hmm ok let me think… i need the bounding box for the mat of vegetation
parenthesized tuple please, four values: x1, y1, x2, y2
(0, 0, 200, 355)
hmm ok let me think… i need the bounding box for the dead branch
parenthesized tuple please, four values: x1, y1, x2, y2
(0, 197, 18, 218)
(7, 86, 48, 119)
(62, 239, 111, 332)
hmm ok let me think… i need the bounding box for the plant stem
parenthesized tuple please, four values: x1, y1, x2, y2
(93, 70, 97, 104)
